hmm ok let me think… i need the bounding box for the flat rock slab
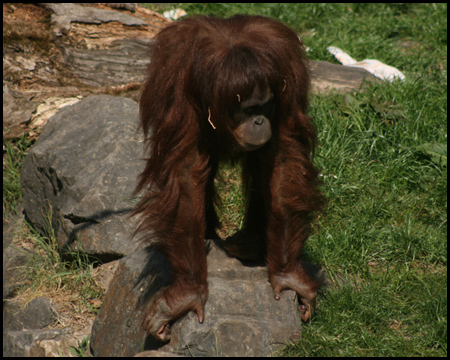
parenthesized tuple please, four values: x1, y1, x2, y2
(91, 240, 302, 357)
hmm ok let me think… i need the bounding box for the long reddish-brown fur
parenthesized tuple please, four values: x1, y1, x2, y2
(133, 14, 324, 337)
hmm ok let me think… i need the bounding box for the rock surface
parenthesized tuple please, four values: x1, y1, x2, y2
(91, 240, 303, 357)
(20, 95, 142, 261)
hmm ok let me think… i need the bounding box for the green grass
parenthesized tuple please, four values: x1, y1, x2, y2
(285, 81, 447, 356)
(9, 211, 104, 324)
(3, 133, 33, 216)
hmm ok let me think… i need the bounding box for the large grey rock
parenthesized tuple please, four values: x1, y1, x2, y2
(20, 95, 142, 260)
(91, 240, 303, 357)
